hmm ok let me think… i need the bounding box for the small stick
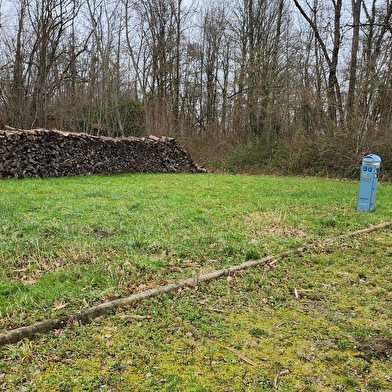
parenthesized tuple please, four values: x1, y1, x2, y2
(274, 369, 290, 389)
(218, 343, 258, 367)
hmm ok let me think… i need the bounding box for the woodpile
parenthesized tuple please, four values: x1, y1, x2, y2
(0, 128, 205, 178)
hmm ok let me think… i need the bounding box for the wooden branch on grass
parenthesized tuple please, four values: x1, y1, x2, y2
(218, 343, 258, 366)
(1, 221, 391, 346)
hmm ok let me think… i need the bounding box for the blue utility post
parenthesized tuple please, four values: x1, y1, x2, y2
(356, 154, 381, 212)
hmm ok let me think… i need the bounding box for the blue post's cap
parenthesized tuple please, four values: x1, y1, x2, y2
(362, 154, 381, 164)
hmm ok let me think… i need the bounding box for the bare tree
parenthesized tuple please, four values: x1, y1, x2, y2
(355, 0, 392, 149)
(230, 0, 289, 138)
(293, 0, 344, 126)
(346, 0, 361, 117)
(11, 0, 28, 128)
(201, 5, 225, 127)
(85, 0, 126, 136)
(25, 0, 78, 128)
(124, 0, 185, 134)
(0, 0, 80, 129)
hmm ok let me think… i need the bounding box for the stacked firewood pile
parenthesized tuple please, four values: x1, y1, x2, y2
(0, 128, 205, 178)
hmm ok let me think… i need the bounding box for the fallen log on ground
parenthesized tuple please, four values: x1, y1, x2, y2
(1, 221, 390, 347)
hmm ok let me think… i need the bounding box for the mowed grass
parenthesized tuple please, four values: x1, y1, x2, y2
(0, 173, 392, 390)
(0, 173, 391, 326)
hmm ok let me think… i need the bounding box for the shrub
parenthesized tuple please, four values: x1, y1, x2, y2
(77, 99, 145, 138)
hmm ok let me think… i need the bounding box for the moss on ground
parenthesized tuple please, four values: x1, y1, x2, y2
(1, 230, 392, 391)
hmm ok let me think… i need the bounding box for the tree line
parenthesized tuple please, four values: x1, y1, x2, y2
(0, 0, 391, 176)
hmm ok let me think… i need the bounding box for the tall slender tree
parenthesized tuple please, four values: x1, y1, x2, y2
(293, 0, 343, 127)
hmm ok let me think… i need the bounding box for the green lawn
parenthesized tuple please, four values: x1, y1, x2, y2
(0, 174, 391, 390)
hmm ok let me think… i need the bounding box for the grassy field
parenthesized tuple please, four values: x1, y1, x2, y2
(0, 173, 392, 391)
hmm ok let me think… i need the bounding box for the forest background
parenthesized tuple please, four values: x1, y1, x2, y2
(0, 0, 392, 178)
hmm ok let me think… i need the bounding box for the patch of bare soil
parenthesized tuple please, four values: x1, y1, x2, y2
(356, 336, 392, 361)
